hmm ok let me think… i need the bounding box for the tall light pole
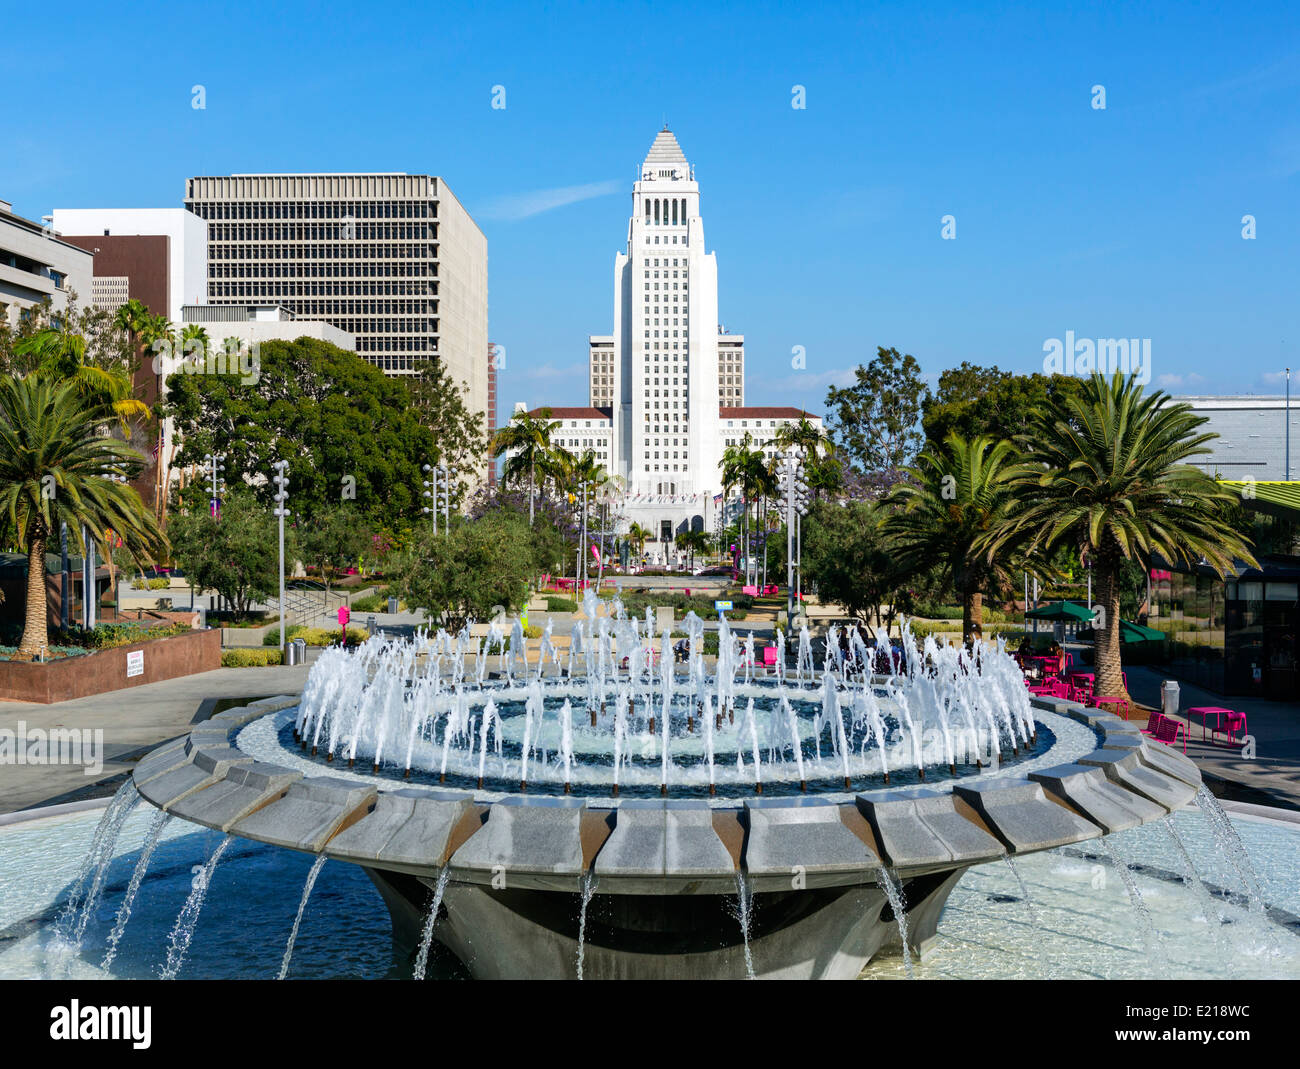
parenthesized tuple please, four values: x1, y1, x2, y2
(422, 463, 437, 534)
(272, 461, 290, 659)
(203, 453, 225, 518)
(1287, 367, 1292, 482)
(439, 463, 456, 535)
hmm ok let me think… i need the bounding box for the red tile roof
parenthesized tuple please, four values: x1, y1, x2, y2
(719, 407, 820, 420)
(526, 406, 612, 420)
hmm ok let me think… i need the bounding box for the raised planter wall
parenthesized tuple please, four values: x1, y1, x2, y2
(0, 627, 220, 704)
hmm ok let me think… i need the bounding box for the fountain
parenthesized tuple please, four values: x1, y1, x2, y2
(102, 608, 1236, 981)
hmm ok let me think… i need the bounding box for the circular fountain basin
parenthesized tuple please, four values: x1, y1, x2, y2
(3, 800, 1297, 979)
(125, 681, 1205, 979)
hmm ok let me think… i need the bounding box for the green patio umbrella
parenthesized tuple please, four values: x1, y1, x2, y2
(1025, 600, 1094, 623)
(1118, 618, 1164, 644)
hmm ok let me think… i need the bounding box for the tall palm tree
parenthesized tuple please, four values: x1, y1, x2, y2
(887, 432, 1032, 642)
(491, 408, 559, 526)
(990, 372, 1255, 701)
(12, 328, 149, 428)
(721, 433, 775, 586)
(0, 376, 165, 658)
(627, 522, 651, 561)
(675, 529, 709, 571)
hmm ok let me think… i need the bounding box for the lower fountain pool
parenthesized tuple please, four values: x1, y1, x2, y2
(3, 798, 1296, 979)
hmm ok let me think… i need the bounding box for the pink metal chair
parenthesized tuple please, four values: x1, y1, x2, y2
(1222, 711, 1247, 744)
(1152, 717, 1187, 753)
(1094, 695, 1131, 720)
(1140, 711, 1164, 736)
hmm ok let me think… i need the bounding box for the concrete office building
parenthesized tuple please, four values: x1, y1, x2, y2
(0, 199, 94, 326)
(183, 172, 489, 482)
(1175, 396, 1300, 482)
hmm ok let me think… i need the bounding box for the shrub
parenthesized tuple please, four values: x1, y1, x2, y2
(349, 593, 390, 613)
(131, 576, 172, 590)
(263, 624, 369, 647)
(51, 621, 190, 650)
(546, 597, 578, 612)
(222, 648, 284, 667)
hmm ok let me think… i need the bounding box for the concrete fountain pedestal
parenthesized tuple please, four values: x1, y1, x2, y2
(130, 692, 1202, 979)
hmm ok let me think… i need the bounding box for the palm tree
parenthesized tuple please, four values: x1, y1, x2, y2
(990, 372, 1255, 701)
(0, 375, 165, 658)
(627, 522, 651, 562)
(887, 432, 1032, 642)
(675, 529, 709, 571)
(12, 328, 149, 428)
(721, 433, 775, 586)
(492, 408, 559, 526)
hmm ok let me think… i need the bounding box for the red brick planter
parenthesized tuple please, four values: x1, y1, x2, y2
(0, 628, 221, 704)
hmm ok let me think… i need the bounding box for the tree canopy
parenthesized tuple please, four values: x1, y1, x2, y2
(164, 337, 437, 528)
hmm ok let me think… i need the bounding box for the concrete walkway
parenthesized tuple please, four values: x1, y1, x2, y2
(1125, 665, 1300, 812)
(0, 662, 312, 815)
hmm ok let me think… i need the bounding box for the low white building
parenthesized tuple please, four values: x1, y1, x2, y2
(0, 199, 94, 325)
(181, 304, 355, 351)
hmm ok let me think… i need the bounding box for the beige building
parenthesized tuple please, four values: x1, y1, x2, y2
(0, 199, 94, 326)
(182, 173, 488, 452)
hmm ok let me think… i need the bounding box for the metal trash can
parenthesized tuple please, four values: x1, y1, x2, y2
(367, 615, 377, 635)
(1161, 679, 1180, 718)
(286, 637, 306, 665)
(387, 596, 398, 614)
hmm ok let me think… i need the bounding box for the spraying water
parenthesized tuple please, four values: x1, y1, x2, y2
(278, 854, 328, 979)
(160, 835, 233, 979)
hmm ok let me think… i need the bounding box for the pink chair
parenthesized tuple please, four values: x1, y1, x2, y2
(1094, 696, 1131, 720)
(1140, 711, 1164, 736)
(1152, 717, 1187, 753)
(762, 645, 778, 667)
(1222, 711, 1247, 744)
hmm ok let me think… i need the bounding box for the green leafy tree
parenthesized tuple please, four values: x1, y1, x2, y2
(824, 346, 928, 480)
(802, 499, 914, 634)
(164, 337, 436, 529)
(675, 529, 710, 571)
(393, 510, 534, 633)
(169, 489, 280, 620)
(922, 364, 1084, 448)
(0, 375, 163, 657)
(408, 357, 487, 505)
(296, 504, 372, 596)
(886, 432, 1032, 642)
(990, 373, 1256, 700)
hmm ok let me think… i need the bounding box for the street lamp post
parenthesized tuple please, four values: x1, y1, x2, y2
(422, 463, 437, 534)
(272, 461, 290, 659)
(203, 453, 226, 518)
(1287, 368, 1292, 482)
(442, 464, 455, 535)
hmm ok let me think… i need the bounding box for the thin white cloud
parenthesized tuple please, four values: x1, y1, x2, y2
(479, 179, 622, 222)
(752, 367, 861, 395)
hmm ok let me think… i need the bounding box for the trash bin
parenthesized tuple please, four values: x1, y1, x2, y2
(1161, 679, 1180, 718)
(367, 615, 377, 635)
(387, 596, 398, 614)
(286, 637, 307, 666)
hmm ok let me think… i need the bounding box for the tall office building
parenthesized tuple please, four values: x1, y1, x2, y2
(518, 129, 817, 553)
(182, 172, 489, 433)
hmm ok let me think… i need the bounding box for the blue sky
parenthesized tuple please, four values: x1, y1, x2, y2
(3, 1, 1298, 419)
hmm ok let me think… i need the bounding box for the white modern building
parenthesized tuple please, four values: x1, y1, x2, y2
(0, 199, 94, 326)
(181, 304, 355, 351)
(1175, 396, 1300, 482)
(49, 208, 208, 324)
(515, 128, 820, 558)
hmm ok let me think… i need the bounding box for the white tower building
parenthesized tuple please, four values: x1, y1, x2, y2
(512, 128, 820, 563)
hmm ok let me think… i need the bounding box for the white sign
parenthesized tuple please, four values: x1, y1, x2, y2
(126, 650, 144, 678)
